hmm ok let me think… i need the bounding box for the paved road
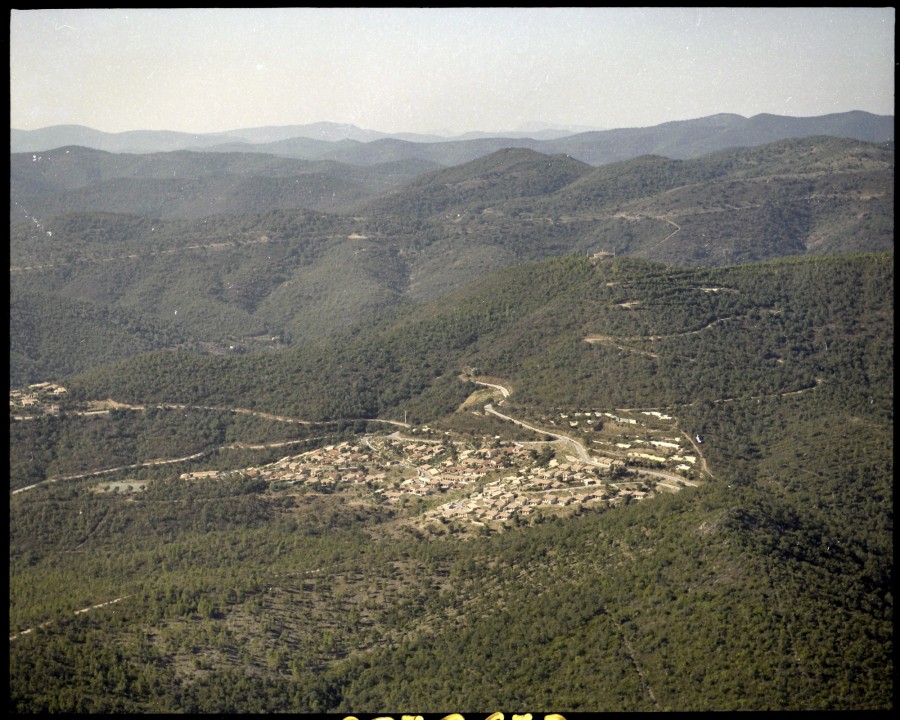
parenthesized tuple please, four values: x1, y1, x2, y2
(485, 404, 597, 465)
(473, 380, 510, 398)
(485, 403, 700, 485)
(11, 406, 409, 495)
(11, 451, 212, 495)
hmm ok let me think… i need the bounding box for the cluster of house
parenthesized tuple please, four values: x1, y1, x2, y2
(427, 455, 641, 523)
(179, 434, 658, 525)
(536, 408, 696, 474)
(233, 439, 528, 501)
(548, 409, 675, 427)
(591, 435, 697, 473)
(9, 382, 68, 418)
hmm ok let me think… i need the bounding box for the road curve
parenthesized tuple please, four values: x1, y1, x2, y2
(472, 380, 511, 398)
(485, 404, 595, 464)
(486, 403, 703, 486)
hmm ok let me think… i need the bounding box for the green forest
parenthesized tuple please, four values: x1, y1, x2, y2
(9, 251, 893, 712)
(8, 131, 893, 712)
(10, 136, 893, 388)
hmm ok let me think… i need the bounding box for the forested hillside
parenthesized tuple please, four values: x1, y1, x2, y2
(57, 253, 891, 422)
(9, 252, 892, 711)
(10, 137, 893, 387)
(10, 146, 443, 218)
(12, 110, 893, 160)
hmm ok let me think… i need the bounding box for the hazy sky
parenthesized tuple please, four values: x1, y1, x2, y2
(10, 7, 895, 136)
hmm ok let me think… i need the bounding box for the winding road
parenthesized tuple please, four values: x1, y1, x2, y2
(472, 380, 510, 398)
(485, 403, 595, 464)
(484, 403, 697, 485)
(11, 401, 410, 495)
(470, 376, 704, 484)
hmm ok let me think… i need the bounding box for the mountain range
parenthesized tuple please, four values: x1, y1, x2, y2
(12, 110, 893, 164)
(11, 133, 893, 386)
(8, 111, 894, 712)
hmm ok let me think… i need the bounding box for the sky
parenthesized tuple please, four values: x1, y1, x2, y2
(10, 7, 896, 136)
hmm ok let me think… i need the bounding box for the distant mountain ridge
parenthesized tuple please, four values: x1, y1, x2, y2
(9, 146, 442, 218)
(9, 121, 577, 155)
(12, 111, 893, 166)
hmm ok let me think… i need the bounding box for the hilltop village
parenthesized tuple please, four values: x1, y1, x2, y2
(9, 381, 68, 418)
